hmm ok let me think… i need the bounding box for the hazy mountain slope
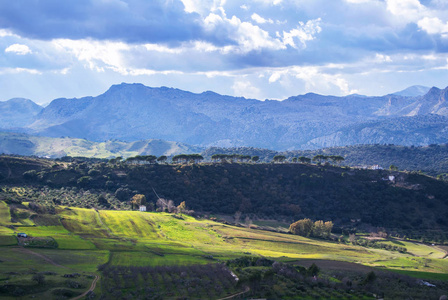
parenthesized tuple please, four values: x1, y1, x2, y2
(392, 85, 431, 97)
(0, 98, 42, 129)
(0, 132, 202, 158)
(304, 114, 448, 149)
(23, 83, 448, 150)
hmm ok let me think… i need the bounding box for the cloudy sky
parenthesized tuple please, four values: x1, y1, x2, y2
(1, 0, 447, 104)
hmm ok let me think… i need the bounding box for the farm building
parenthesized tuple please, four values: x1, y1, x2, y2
(17, 233, 27, 238)
(139, 205, 146, 212)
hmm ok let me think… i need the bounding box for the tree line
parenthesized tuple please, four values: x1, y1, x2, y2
(109, 153, 344, 165)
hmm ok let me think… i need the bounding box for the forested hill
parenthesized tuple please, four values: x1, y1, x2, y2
(1, 155, 448, 236)
(203, 144, 448, 176)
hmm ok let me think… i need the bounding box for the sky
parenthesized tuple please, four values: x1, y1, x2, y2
(0, 0, 448, 104)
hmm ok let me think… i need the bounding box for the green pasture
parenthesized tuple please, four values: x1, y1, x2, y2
(0, 225, 14, 235)
(0, 235, 17, 246)
(0, 201, 448, 298)
(380, 239, 445, 258)
(58, 207, 109, 237)
(15, 225, 96, 250)
(0, 201, 12, 225)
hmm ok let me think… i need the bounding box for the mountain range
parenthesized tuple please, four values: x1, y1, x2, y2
(1, 83, 448, 150)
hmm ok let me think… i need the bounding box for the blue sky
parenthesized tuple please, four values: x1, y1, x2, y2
(0, 0, 447, 104)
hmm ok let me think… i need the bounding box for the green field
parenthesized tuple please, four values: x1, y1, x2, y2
(1, 204, 448, 299)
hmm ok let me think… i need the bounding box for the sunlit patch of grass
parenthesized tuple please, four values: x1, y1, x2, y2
(0, 225, 14, 235)
(99, 210, 160, 239)
(16, 225, 96, 250)
(380, 239, 445, 258)
(0, 201, 12, 225)
(58, 207, 109, 237)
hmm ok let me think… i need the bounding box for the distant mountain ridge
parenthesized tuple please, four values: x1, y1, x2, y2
(0, 132, 202, 158)
(0, 98, 43, 129)
(2, 83, 448, 150)
(392, 85, 431, 97)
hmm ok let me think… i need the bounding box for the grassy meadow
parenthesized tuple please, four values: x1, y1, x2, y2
(1, 204, 448, 299)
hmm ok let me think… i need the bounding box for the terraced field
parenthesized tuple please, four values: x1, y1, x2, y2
(1, 204, 448, 299)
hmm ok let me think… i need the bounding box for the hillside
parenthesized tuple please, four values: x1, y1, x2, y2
(0, 98, 43, 129)
(1, 203, 447, 299)
(0, 132, 203, 158)
(3, 83, 446, 150)
(1, 155, 448, 236)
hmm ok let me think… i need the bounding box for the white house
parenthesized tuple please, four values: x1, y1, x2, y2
(139, 205, 147, 212)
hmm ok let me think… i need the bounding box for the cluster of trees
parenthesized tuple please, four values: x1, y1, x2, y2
(211, 154, 257, 163)
(289, 219, 333, 239)
(125, 155, 158, 164)
(312, 155, 345, 164)
(105, 153, 345, 166)
(172, 154, 204, 164)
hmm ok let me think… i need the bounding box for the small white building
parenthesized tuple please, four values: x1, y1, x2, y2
(139, 205, 146, 212)
(370, 165, 383, 170)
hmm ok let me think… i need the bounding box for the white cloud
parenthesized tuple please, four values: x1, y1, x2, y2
(253, 0, 283, 5)
(180, 0, 226, 15)
(375, 53, 392, 63)
(52, 39, 130, 73)
(386, 0, 426, 22)
(204, 11, 285, 52)
(0, 67, 41, 75)
(232, 79, 261, 99)
(5, 44, 32, 55)
(345, 0, 377, 3)
(251, 13, 273, 24)
(0, 29, 18, 37)
(418, 17, 448, 37)
(144, 43, 183, 54)
(282, 18, 321, 49)
(240, 4, 249, 10)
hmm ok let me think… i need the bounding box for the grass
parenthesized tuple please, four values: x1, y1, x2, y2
(109, 251, 210, 267)
(0, 201, 12, 225)
(1, 201, 448, 299)
(0, 235, 17, 246)
(18, 226, 96, 250)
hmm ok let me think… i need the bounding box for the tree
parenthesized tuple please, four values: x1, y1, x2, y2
(251, 156, 260, 163)
(329, 155, 345, 165)
(307, 263, 320, 277)
(289, 218, 313, 237)
(177, 201, 186, 215)
(312, 155, 327, 164)
(312, 220, 325, 237)
(323, 221, 333, 238)
(157, 156, 167, 164)
(291, 157, 298, 163)
(32, 273, 45, 285)
(389, 164, 398, 171)
(273, 155, 286, 163)
(131, 194, 146, 209)
(298, 156, 311, 164)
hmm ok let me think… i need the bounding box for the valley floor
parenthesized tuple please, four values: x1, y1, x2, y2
(1, 204, 448, 299)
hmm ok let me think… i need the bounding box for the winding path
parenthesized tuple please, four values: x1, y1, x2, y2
(217, 286, 250, 300)
(18, 246, 100, 299)
(71, 275, 100, 300)
(18, 246, 68, 269)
